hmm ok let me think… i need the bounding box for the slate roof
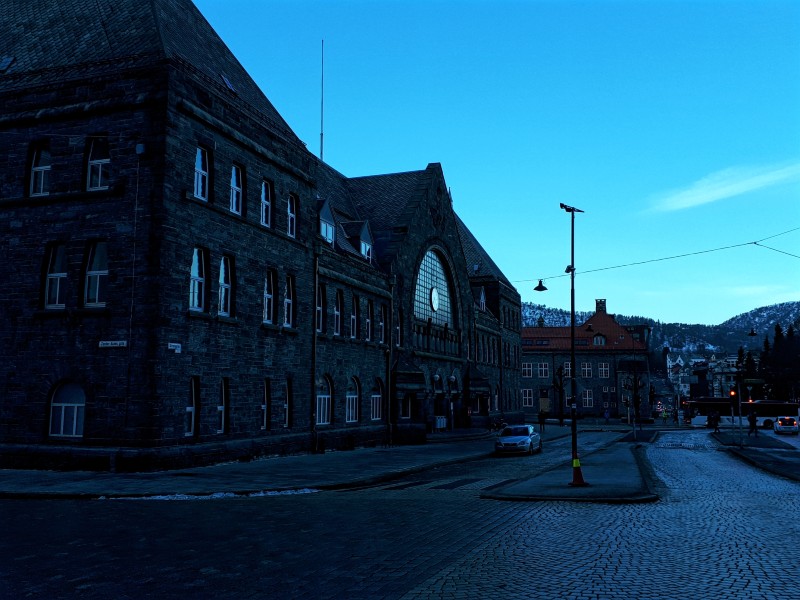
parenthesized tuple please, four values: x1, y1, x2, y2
(523, 304, 649, 353)
(456, 214, 515, 291)
(2, 0, 300, 144)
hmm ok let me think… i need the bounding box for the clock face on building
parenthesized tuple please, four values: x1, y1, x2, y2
(430, 287, 439, 312)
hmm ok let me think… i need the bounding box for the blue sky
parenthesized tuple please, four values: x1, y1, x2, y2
(193, 0, 800, 326)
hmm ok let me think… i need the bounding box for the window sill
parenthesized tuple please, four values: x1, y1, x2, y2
(187, 310, 212, 320)
(216, 315, 240, 326)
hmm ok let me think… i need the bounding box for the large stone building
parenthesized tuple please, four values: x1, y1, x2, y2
(0, 0, 521, 470)
(521, 299, 652, 423)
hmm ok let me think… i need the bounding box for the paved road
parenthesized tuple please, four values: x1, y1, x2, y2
(1, 429, 798, 599)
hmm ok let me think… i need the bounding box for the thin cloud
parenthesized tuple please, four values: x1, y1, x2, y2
(651, 161, 800, 212)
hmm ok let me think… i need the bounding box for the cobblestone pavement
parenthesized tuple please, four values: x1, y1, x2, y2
(1, 430, 798, 599)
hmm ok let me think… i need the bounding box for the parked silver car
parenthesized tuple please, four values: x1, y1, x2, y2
(494, 425, 542, 455)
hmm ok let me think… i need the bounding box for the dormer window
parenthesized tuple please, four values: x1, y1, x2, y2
(320, 218, 335, 245)
(361, 240, 372, 262)
(593, 335, 607, 346)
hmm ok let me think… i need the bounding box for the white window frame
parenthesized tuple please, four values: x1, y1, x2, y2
(194, 147, 208, 201)
(260, 180, 272, 227)
(365, 300, 373, 341)
(361, 240, 372, 262)
(371, 393, 382, 421)
(217, 379, 229, 434)
(522, 389, 534, 407)
(350, 295, 358, 339)
(320, 219, 335, 244)
(189, 248, 206, 312)
(84, 241, 108, 307)
(581, 362, 592, 378)
(287, 194, 297, 238)
(316, 284, 324, 333)
(334, 291, 342, 336)
(346, 392, 358, 423)
(263, 270, 275, 324)
(538, 362, 550, 378)
(582, 389, 594, 408)
(218, 256, 232, 317)
(30, 147, 51, 197)
(522, 363, 533, 378)
(49, 383, 86, 438)
(186, 378, 199, 437)
(229, 165, 243, 214)
(86, 138, 110, 191)
(45, 244, 67, 309)
(564, 362, 572, 378)
(316, 394, 331, 425)
(599, 362, 610, 378)
(283, 275, 294, 327)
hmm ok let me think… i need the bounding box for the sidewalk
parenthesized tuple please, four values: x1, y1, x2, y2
(1, 426, 797, 501)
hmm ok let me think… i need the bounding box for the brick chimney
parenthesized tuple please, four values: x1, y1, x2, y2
(596, 299, 607, 313)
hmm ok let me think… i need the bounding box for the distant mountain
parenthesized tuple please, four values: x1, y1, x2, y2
(522, 301, 800, 358)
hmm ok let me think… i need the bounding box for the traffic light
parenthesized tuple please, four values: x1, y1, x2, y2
(729, 387, 737, 410)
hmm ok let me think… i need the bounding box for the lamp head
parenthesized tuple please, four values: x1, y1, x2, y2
(534, 279, 548, 292)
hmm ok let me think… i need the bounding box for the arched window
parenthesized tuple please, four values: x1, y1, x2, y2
(30, 146, 51, 197)
(260, 180, 272, 227)
(189, 248, 206, 312)
(229, 165, 243, 214)
(346, 378, 360, 423)
(84, 241, 108, 307)
(414, 249, 454, 326)
(49, 383, 86, 438)
(193, 147, 209, 200)
(287, 194, 297, 238)
(44, 243, 68, 309)
(283, 275, 295, 327)
(218, 256, 232, 317)
(263, 269, 275, 324)
(334, 290, 343, 336)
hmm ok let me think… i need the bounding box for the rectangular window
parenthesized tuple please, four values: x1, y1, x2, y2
(194, 147, 209, 201)
(45, 243, 68, 309)
(350, 295, 359, 339)
(522, 363, 533, 378)
(316, 394, 331, 425)
(283, 379, 292, 428)
(599, 362, 610, 378)
(189, 247, 206, 312)
(287, 194, 297, 238)
(316, 284, 325, 333)
(346, 393, 358, 423)
(538, 363, 549, 378)
(229, 165, 243, 214)
(283, 275, 294, 327)
(260, 180, 272, 227)
(86, 137, 110, 191)
(564, 362, 572, 378)
(399, 395, 411, 419)
(30, 147, 51, 197)
(84, 241, 108, 307)
(262, 378, 271, 431)
(379, 304, 386, 344)
(371, 393, 382, 421)
(218, 256, 232, 316)
(217, 378, 230, 434)
(334, 290, 342, 336)
(263, 270, 275, 324)
(581, 362, 592, 378)
(186, 377, 200, 437)
(365, 300, 373, 341)
(582, 389, 594, 408)
(361, 240, 372, 262)
(522, 389, 534, 407)
(320, 219, 335, 244)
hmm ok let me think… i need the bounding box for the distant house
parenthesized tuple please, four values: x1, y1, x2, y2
(521, 299, 652, 421)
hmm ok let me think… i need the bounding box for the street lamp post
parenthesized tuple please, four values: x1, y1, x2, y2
(561, 203, 589, 487)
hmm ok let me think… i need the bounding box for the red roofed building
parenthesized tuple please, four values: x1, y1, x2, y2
(521, 299, 652, 423)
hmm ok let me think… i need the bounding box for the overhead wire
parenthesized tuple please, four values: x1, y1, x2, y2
(517, 226, 800, 284)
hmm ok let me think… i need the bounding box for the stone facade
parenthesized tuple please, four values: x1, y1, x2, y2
(0, 0, 520, 470)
